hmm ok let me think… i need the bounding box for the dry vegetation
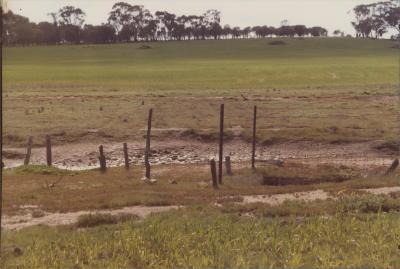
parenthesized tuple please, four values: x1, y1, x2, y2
(2, 163, 399, 216)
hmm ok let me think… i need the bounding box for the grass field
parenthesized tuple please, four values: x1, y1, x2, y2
(4, 38, 398, 94)
(3, 38, 399, 146)
(2, 38, 400, 268)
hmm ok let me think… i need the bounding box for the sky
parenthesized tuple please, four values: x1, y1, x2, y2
(4, 0, 390, 36)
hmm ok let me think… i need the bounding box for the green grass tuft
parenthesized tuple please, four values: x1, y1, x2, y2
(9, 165, 76, 176)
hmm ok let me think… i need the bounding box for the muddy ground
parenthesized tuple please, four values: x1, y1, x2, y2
(2, 138, 397, 170)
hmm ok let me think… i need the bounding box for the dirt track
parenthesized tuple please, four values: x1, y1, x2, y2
(3, 139, 396, 170)
(4, 186, 400, 230)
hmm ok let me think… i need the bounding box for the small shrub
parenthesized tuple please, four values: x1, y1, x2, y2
(31, 210, 45, 218)
(76, 214, 117, 228)
(76, 213, 138, 228)
(269, 40, 286, 45)
(138, 45, 152, 50)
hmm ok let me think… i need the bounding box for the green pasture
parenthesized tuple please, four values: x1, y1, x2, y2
(3, 38, 398, 95)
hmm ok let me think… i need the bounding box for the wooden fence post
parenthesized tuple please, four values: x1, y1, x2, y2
(385, 159, 399, 176)
(145, 108, 153, 179)
(210, 159, 218, 189)
(0, 8, 3, 254)
(225, 156, 233, 176)
(218, 104, 224, 184)
(123, 143, 129, 169)
(252, 105, 257, 169)
(46, 135, 52, 166)
(99, 145, 106, 172)
(24, 136, 33, 165)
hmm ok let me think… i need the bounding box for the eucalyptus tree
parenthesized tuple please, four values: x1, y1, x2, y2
(55, 6, 86, 43)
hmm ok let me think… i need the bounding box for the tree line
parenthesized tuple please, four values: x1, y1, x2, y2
(2, 1, 399, 46)
(2, 3, 328, 45)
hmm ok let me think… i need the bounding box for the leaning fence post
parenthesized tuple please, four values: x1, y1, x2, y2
(24, 136, 33, 165)
(99, 145, 106, 172)
(225, 156, 233, 176)
(252, 105, 257, 169)
(46, 135, 52, 166)
(218, 104, 224, 184)
(385, 159, 399, 176)
(210, 159, 218, 189)
(123, 143, 129, 169)
(145, 108, 153, 179)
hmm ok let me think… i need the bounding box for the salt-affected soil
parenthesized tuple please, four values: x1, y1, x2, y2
(3, 139, 395, 170)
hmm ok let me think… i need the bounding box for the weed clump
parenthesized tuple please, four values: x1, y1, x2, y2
(11, 165, 75, 176)
(259, 163, 356, 186)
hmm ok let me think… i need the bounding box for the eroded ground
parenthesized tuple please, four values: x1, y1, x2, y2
(2, 139, 397, 170)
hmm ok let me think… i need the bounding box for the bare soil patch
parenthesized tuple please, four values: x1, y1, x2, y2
(2, 139, 395, 170)
(240, 190, 329, 205)
(3, 205, 180, 230)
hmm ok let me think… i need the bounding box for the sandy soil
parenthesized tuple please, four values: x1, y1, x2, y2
(2, 139, 395, 170)
(361, 186, 400, 195)
(3, 205, 180, 230)
(4, 186, 400, 230)
(240, 190, 330, 205)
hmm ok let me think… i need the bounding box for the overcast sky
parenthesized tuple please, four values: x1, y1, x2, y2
(6, 0, 384, 35)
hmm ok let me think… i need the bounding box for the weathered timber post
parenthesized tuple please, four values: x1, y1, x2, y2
(0, 7, 3, 253)
(46, 135, 52, 166)
(99, 145, 106, 172)
(218, 104, 224, 184)
(145, 109, 153, 179)
(225, 156, 233, 176)
(123, 143, 129, 169)
(210, 159, 218, 189)
(385, 159, 399, 176)
(24, 136, 33, 165)
(252, 105, 257, 169)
